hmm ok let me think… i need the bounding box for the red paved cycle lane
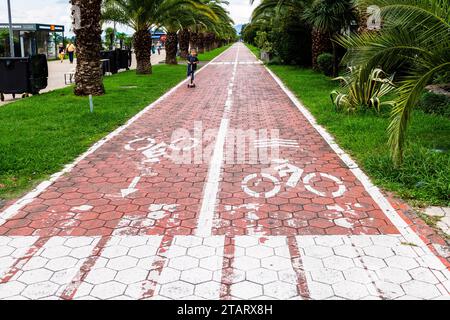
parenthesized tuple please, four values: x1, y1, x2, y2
(213, 46, 398, 237)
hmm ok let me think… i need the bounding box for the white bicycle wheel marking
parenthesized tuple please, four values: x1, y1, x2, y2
(303, 172, 346, 198)
(242, 173, 281, 199)
(242, 160, 346, 199)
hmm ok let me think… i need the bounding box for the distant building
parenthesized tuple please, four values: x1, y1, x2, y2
(0, 23, 65, 58)
(151, 28, 166, 46)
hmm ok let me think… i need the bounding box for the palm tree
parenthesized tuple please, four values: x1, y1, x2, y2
(250, 0, 329, 68)
(71, 0, 105, 96)
(178, 28, 190, 58)
(159, 2, 218, 64)
(105, 27, 116, 49)
(303, 0, 357, 76)
(338, 0, 450, 165)
(102, 0, 203, 74)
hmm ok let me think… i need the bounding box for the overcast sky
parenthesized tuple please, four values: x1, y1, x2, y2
(0, 0, 260, 35)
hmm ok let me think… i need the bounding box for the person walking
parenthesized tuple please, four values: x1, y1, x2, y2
(58, 43, 65, 63)
(66, 41, 76, 64)
(157, 41, 162, 55)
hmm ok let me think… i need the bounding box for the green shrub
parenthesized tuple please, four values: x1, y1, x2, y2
(268, 56, 282, 65)
(417, 91, 450, 117)
(331, 68, 396, 113)
(317, 53, 334, 76)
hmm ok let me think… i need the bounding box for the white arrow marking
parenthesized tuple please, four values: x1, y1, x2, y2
(121, 177, 141, 198)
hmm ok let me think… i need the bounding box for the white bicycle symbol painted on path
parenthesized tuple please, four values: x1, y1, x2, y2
(241, 159, 346, 199)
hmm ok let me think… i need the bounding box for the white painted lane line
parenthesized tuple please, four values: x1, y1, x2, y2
(72, 236, 162, 300)
(0, 45, 235, 227)
(196, 44, 240, 237)
(230, 236, 301, 300)
(150, 235, 225, 300)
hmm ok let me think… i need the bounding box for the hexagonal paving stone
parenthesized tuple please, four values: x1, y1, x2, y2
(84, 267, 117, 285)
(187, 246, 216, 259)
(375, 281, 405, 299)
(323, 256, 354, 271)
(159, 281, 195, 299)
(233, 256, 260, 271)
(0, 282, 26, 299)
(90, 281, 127, 299)
(307, 281, 334, 300)
(363, 245, 395, 259)
(231, 281, 263, 299)
(343, 267, 373, 284)
(264, 281, 298, 300)
(310, 268, 344, 285)
(332, 281, 370, 300)
(21, 281, 60, 299)
(18, 269, 53, 284)
(261, 256, 293, 271)
(401, 280, 441, 299)
(247, 268, 278, 285)
(101, 246, 129, 259)
(408, 267, 439, 284)
(304, 246, 334, 259)
(333, 245, 360, 258)
(246, 245, 274, 259)
(107, 256, 139, 271)
(45, 256, 78, 271)
(385, 256, 419, 270)
(115, 267, 149, 285)
(376, 267, 412, 284)
(195, 281, 222, 299)
(180, 268, 213, 284)
(169, 256, 199, 271)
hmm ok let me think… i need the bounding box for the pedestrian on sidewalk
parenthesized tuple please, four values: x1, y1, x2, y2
(58, 43, 65, 63)
(157, 41, 162, 55)
(66, 41, 76, 64)
(151, 44, 156, 55)
(187, 49, 199, 88)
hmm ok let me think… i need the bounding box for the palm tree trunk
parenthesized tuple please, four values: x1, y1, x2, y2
(179, 29, 190, 59)
(190, 32, 198, 51)
(133, 29, 152, 75)
(71, 0, 104, 96)
(197, 33, 205, 54)
(165, 31, 178, 65)
(311, 27, 332, 70)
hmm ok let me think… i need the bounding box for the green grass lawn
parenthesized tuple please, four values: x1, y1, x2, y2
(0, 65, 186, 200)
(197, 44, 232, 61)
(245, 43, 261, 59)
(269, 66, 450, 207)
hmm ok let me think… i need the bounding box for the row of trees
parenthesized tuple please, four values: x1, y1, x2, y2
(71, 0, 235, 95)
(244, 0, 449, 165)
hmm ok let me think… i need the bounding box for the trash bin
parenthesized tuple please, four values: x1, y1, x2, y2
(117, 49, 132, 70)
(0, 54, 48, 101)
(101, 50, 119, 74)
(101, 49, 132, 75)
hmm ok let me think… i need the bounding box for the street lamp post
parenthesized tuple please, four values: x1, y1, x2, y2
(7, 0, 15, 57)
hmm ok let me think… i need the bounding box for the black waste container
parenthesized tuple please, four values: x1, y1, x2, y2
(117, 49, 132, 70)
(101, 50, 119, 74)
(0, 54, 48, 101)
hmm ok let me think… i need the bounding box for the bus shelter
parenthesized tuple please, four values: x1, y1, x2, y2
(0, 23, 65, 58)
